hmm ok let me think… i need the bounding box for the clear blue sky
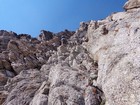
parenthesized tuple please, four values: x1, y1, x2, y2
(0, 0, 127, 37)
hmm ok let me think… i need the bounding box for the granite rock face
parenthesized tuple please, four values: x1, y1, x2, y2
(0, 28, 101, 105)
(124, 0, 140, 10)
(84, 5, 140, 105)
(0, 0, 140, 105)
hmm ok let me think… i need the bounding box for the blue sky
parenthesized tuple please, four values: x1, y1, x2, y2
(0, 0, 127, 37)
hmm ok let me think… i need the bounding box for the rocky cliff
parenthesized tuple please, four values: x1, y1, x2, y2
(0, 0, 140, 105)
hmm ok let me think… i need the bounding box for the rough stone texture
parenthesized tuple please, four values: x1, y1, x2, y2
(0, 27, 100, 105)
(0, 91, 8, 105)
(0, 1, 140, 105)
(48, 64, 86, 105)
(38, 30, 53, 41)
(0, 30, 17, 52)
(3, 69, 46, 105)
(85, 7, 140, 105)
(124, 0, 140, 10)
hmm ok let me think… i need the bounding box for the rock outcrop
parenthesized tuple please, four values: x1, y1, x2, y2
(0, 0, 140, 105)
(124, 0, 140, 10)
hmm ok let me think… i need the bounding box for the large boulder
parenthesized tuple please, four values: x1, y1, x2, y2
(124, 0, 140, 10)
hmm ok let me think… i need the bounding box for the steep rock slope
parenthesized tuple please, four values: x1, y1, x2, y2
(0, 0, 140, 105)
(84, 0, 140, 105)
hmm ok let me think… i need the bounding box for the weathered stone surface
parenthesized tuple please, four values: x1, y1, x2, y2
(0, 91, 8, 105)
(85, 7, 140, 105)
(38, 30, 53, 41)
(48, 64, 86, 105)
(0, 72, 7, 86)
(3, 69, 46, 105)
(124, 0, 140, 10)
(30, 81, 49, 105)
(0, 30, 17, 52)
(0, 1, 139, 105)
(84, 86, 101, 105)
(7, 40, 40, 74)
